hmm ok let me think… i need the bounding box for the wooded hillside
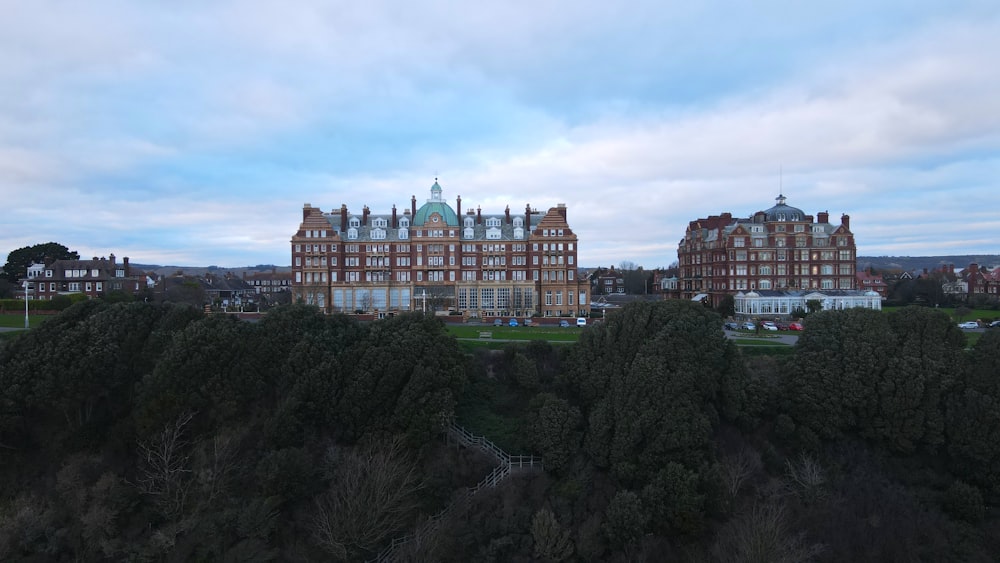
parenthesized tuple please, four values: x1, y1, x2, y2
(1, 301, 998, 561)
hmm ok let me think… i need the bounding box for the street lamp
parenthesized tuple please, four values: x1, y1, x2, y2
(22, 280, 31, 329)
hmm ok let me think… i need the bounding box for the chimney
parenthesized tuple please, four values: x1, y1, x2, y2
(411, 195, 417, 217)
(457, 195, 462, 218)
(362, 205, 370, 226)
(109, 253, 116, 264)
(505, 205, 510, 223)
(841, 214, 850, 229)
(817, 211, 829, 224)
(123, 257, 130, 276)
(525, 204, 532, 231)
(557, 203, 567, 220)
(391, 204, 397, 228)
(340, 204, 348, 232)
(477, 206, 482, 224)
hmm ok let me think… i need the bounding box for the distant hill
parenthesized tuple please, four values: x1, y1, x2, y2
(857, 255, 1000, 273)
(129, 264, 291, 277)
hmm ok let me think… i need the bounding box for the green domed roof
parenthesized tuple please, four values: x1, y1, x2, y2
(413, 181, 459, 226)
(764, 194, 805, 222)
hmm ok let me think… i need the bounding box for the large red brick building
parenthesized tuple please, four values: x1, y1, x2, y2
(290, 181, 590, 318)
(677, 194, 857, 307)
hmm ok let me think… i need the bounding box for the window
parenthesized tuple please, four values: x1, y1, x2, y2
(349, 217, 360, 228)
(348, 228, 358, 239)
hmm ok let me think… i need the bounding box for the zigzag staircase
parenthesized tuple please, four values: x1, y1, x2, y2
(369, 423, 543, 563)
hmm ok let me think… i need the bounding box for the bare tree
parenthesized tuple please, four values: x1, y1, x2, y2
(195, 429, 243, 505)
(711, 501, 825, 563)
(785, 453, 827, 504)
(721, 446, 763, 503)
(311, 436, 425, 559)
(136, 412, 195, 519)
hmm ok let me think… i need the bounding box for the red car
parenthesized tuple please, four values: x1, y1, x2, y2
(788, 322, 804, 331)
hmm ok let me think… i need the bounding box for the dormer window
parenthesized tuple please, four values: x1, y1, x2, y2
(373, 218, 387, 228)
(399, 217, 409, 228)
(464, 227, 474, 239)
(513, 217, 523, 228)
(464, 217, 475, 228)
(348, 228, 358, 239)
(486, 217, 501, 227)
(398, 228, 408, 240)
(372, 228, 386, 240)
(513, 227, 524, 239)
(349, 217, 360, 228)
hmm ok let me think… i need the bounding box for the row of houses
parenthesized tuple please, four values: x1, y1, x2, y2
(19, 255, 292, 308)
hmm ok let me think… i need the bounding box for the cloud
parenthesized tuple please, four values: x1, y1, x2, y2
(2, 2, 999, 267)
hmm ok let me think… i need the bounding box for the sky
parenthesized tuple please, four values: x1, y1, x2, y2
(2, 1, 999, 269)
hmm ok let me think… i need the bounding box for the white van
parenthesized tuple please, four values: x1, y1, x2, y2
(576, 317, 587, 327)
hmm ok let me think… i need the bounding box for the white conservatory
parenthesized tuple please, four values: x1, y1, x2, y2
(734, 290, 882, 318)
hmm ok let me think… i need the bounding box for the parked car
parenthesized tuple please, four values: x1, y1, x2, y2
(958, 321, 980, 329)
(788, 322, 804, 331)
(508, 318, 519, 327)
(741, 321, 756, 331)
(493, 318, 503, 326)
(989, 320, 1000, 328)
(724, 321, 739, 330)
(576, 317, 587, 327)
(760, 321, 778, 331)
(523, 318, 533, 326)
(559, 320, 570, 328)
(774, 322, 790, 331)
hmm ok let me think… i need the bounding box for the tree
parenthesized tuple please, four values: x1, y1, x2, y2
(531, 508, 574, 562)
(311, 437, 424, 559)
(717, 294, 736, 318)
(528, 393, 583, 473)
(2, 242, 79, 282)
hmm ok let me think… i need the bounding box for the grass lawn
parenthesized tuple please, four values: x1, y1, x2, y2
(446, 324, 582, 343)
(881, 305, 1000, 323)
(731, 338, 791, 346)
(0, 313, 48, 329)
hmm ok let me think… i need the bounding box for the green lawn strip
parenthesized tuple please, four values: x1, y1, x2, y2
(0, 314, 48, 329)
(731, 338, 790, 346)
(881, 306, 1000, 323)
(447, 325, 581, 342)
